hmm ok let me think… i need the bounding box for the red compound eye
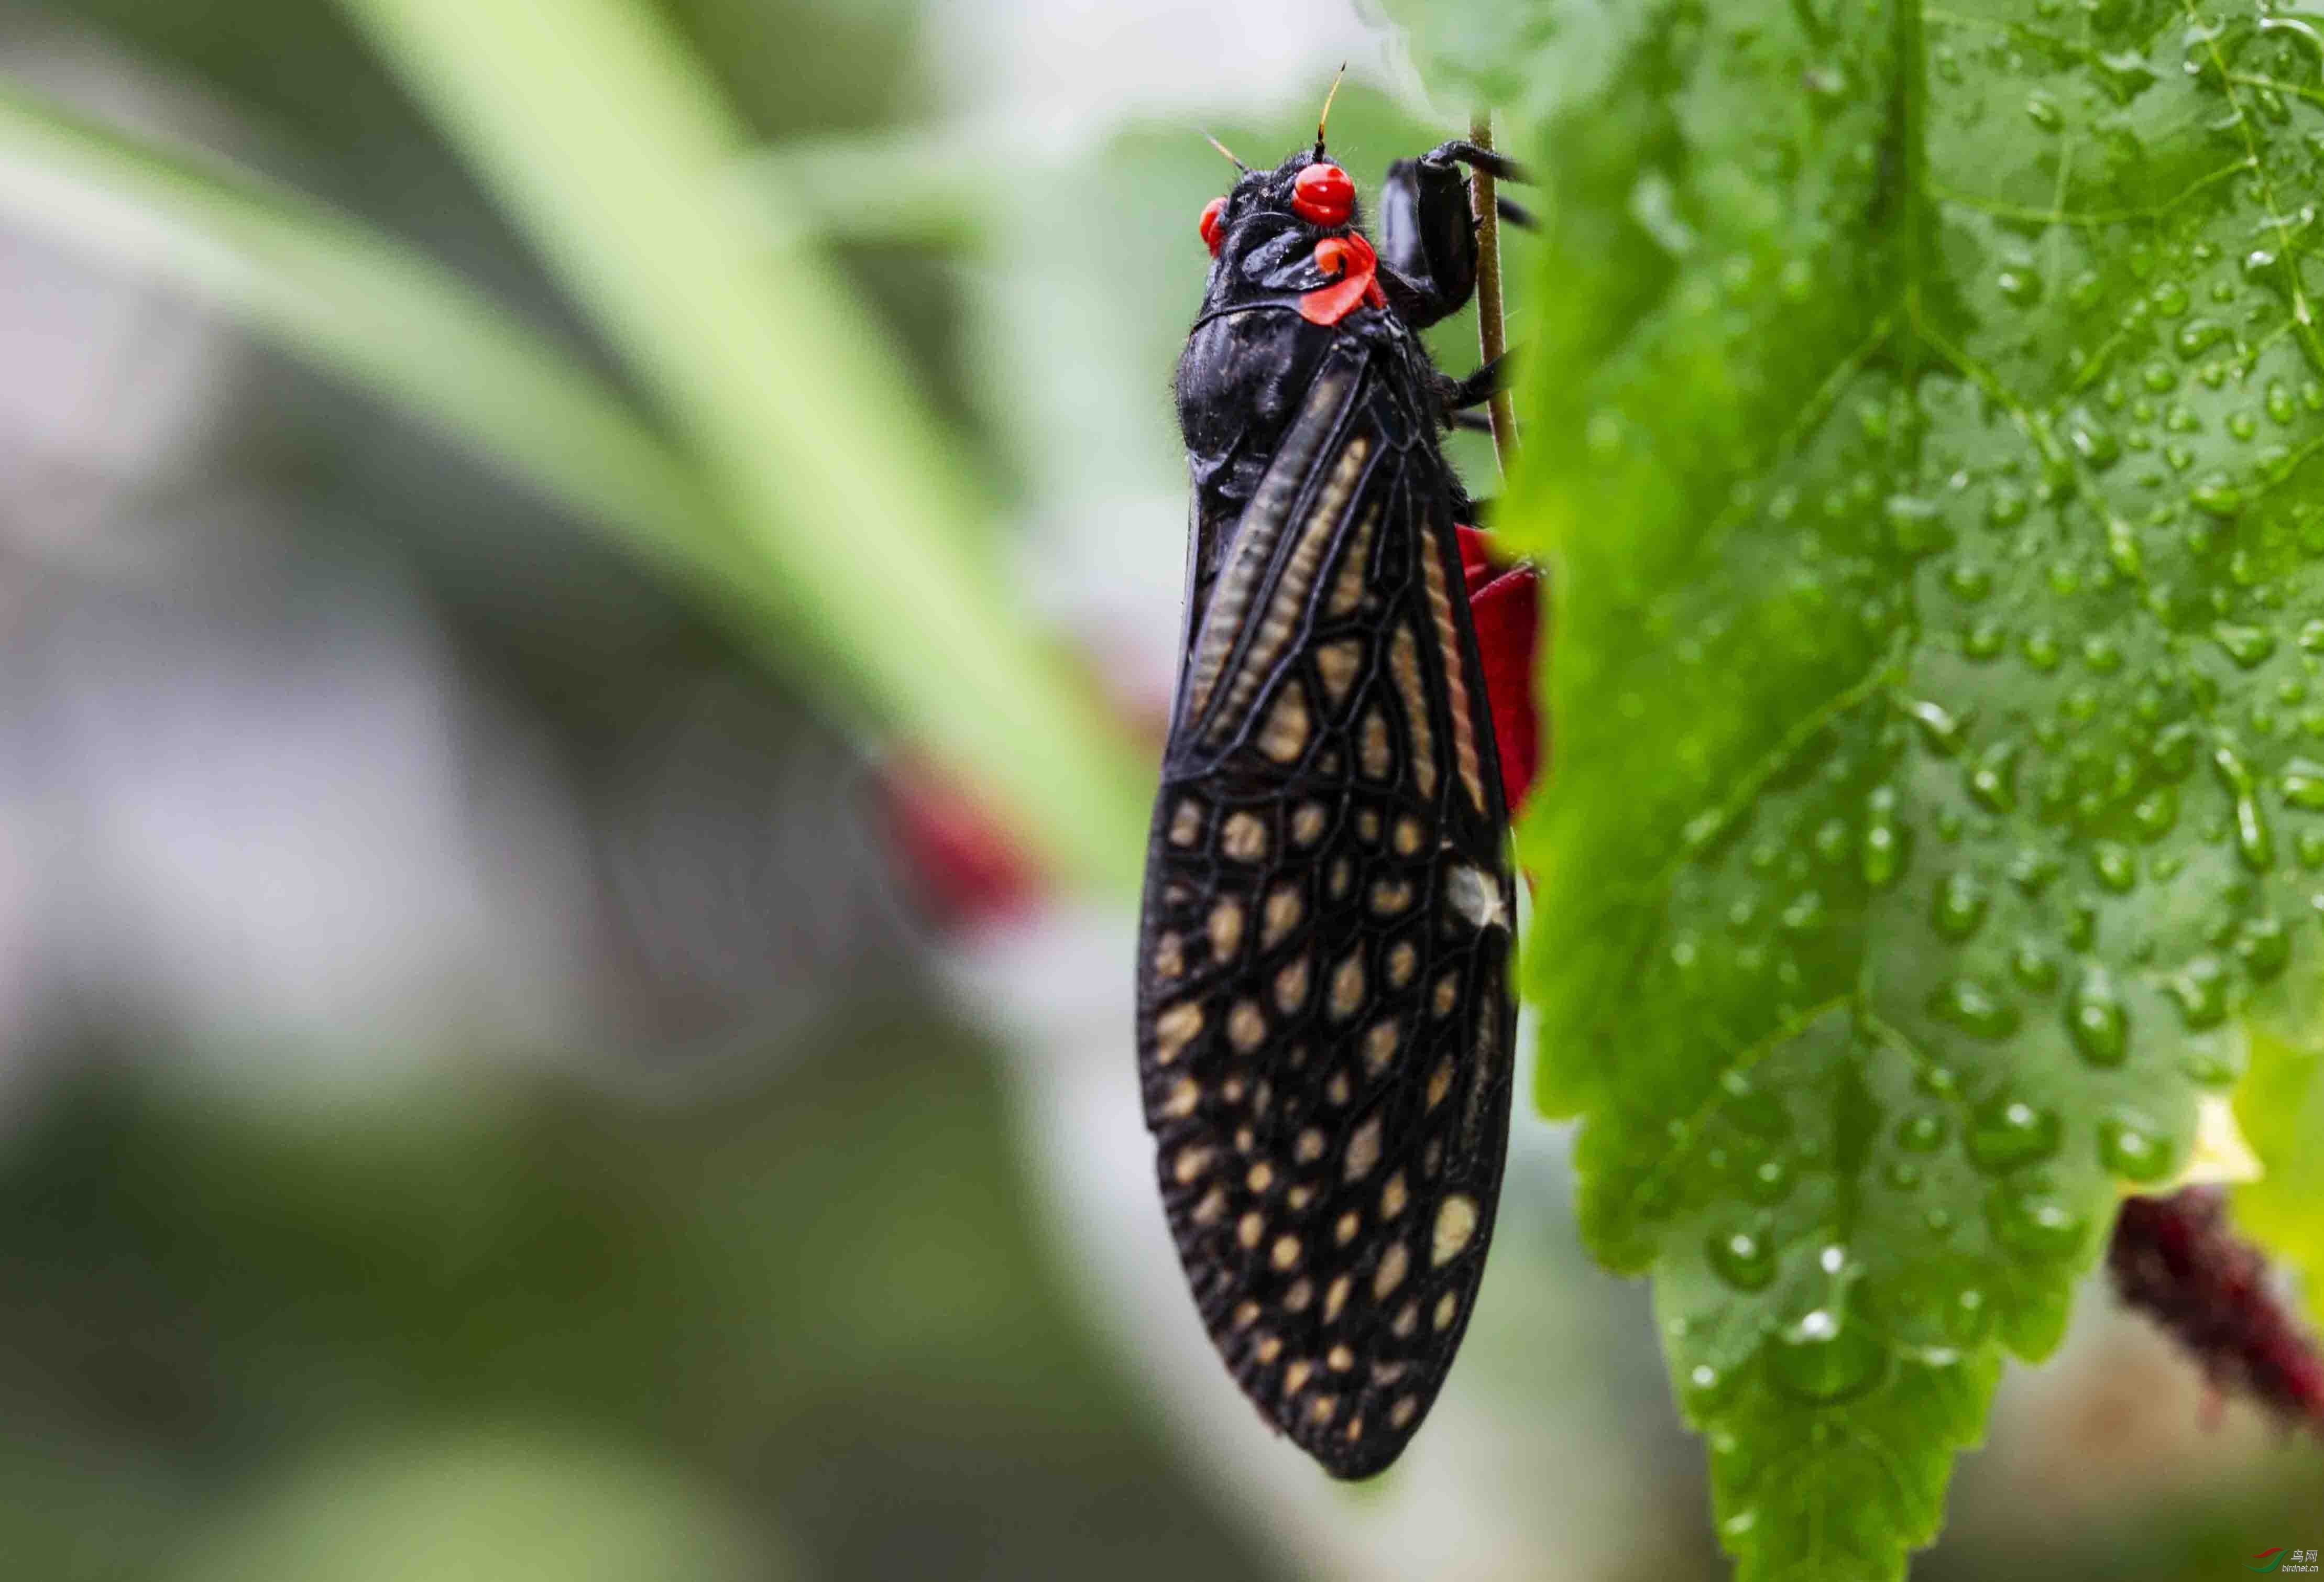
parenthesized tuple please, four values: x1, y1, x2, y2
(1199, 196, 1227, 255)
(1291, 162, 1354, 226)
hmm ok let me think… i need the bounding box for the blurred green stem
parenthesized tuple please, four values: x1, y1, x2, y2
(334, 0, 1152, 895)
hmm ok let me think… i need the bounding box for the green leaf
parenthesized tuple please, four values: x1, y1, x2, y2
(2236, 1027, 2324, 1330)
(1485, 3, 2324, 1577)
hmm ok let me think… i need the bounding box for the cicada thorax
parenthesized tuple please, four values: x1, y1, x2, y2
(1138, 293, 1517, 1478)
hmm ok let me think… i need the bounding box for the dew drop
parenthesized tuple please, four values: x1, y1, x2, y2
(1931, 975, 2019, 1038)
(1770, 1305, 1884, 1403)
(2283, 757, 2324, 809)
(1988, 1176, 2089, 1259)
(1905, 699, 1969, 756)
(1932, 870, 1990, 940)
(2213, 623, 2277, 668)
(2010, 939, 2059, 991)
(2067, 965, 2130, 1066)
(1896, 1112, 1948, 1152)
(1967, 1095, 2062, 1170)
(1944, 1287, 1991, 1345)
(2091, 841, 2139, 893)
(1707, 1225, 1777, 1291)
(1745, 1156, 1794, 1205)
(2098, 1112, 2175, 1182)
(2237, 915, 2290, 980)
(2166, 953, 2231, 1030)
(2189, 475, 2244, 517)
(1967, 740, 2020, 812)
(2131, 786, 2180, 841)
(2065, 408, 2119, 467)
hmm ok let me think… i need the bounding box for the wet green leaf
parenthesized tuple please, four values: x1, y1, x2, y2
(1472, 3, 2324, 1577)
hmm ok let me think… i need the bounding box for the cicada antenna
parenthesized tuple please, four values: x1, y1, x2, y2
(1202, 129, 1251, 172)
(1313, 63, 1346, 160)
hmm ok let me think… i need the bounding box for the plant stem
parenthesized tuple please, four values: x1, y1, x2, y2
(1468, 112, 1517, 475)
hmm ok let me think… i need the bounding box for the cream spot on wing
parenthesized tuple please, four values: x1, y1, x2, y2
(1325, 1069, 1352, 1106)
(1325, 503, 1379, 617)
(1390, 1396, 1418, 1429)
(1237, 1212, 1264, 1249)
(1162, 1076, 1200, 1117)
(1389, 622, 1438, 797)
(1432, 1194, 1480, 1264)
(1335, 1211, 1360, 1246)
(1290, 802, 1328, 847)
(1433, 971, 1460, 1017)
(1287, 1184, 1314, 1211)
(1192, 1186, 1226, 1224)
(1153, 932, 1185, 980)
(1256, 1333, 1282, 1363)
(1220, 810, 1268, 862)
(1233, 1300, 1260, 1330)
(1221, 1076, 1246, 1105)
(1393, 815, 1424, 855)
(1209, 898, 1245, 961)
(1434, 1291, 1460, 1331)
(1274, 957, 1311, 1014)
(1380, 1172, 1409, 1220)
(1328, 1344, 1355, 1372)
(1262, 885, 1303, 947)
(1324, 1274, 1352, 1323)
(1295, 1128, 1326, 1163)
(1447, 863, 1508, 932)
(1368, 877, 1412, 917)
(1391, 1301, 1418, 1337)
(1172, 1146, 1211, 1184)
(1284, 1278, 1313, 1312)
(1308, 1394, 1337, 1424)
(1316, 640, 1363, 709)
(1328, 856, 1353, 900)
(1257, 684, 1311, 763)
(1362, 1019, 1400, 1076)
(1344, 1115, 1383, 1180)
(1168, 798, 1204, 848)
(1358, 709, 1394, 781)
(1270, 1235, 1301, 1270)
(1236, 1127, 1256, 1152)
(1328, 952, 1366, 1020)
(1343, 1416, 1364, 1442)
(1373, 1240, 1409, 1299)
(1356, 808, 1382, 844)
(1154, 1002, 1202, 1063)
(1426, 1059, 1454, 1111)
(1245, 1162, 1274, 1193)
(1385, 939, 1417, 987)
(1372, 1360, 1407, 1386)
(1284, 1360, 1312, 1396)
(1227, 998, 1266, 1052)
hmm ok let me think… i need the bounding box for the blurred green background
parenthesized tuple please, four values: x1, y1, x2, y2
(0, 0, 2315, 1577)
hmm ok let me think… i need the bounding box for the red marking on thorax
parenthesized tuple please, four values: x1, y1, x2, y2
(1299, 232, 1387, 325)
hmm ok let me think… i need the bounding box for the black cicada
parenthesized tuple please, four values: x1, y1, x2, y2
(1135, 108, 1529, 1479)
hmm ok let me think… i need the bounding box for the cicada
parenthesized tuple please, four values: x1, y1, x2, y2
(1135, 102, 1531, 1478)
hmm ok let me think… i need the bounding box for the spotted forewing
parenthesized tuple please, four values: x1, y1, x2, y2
(1135, 333, 1518, 1479)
